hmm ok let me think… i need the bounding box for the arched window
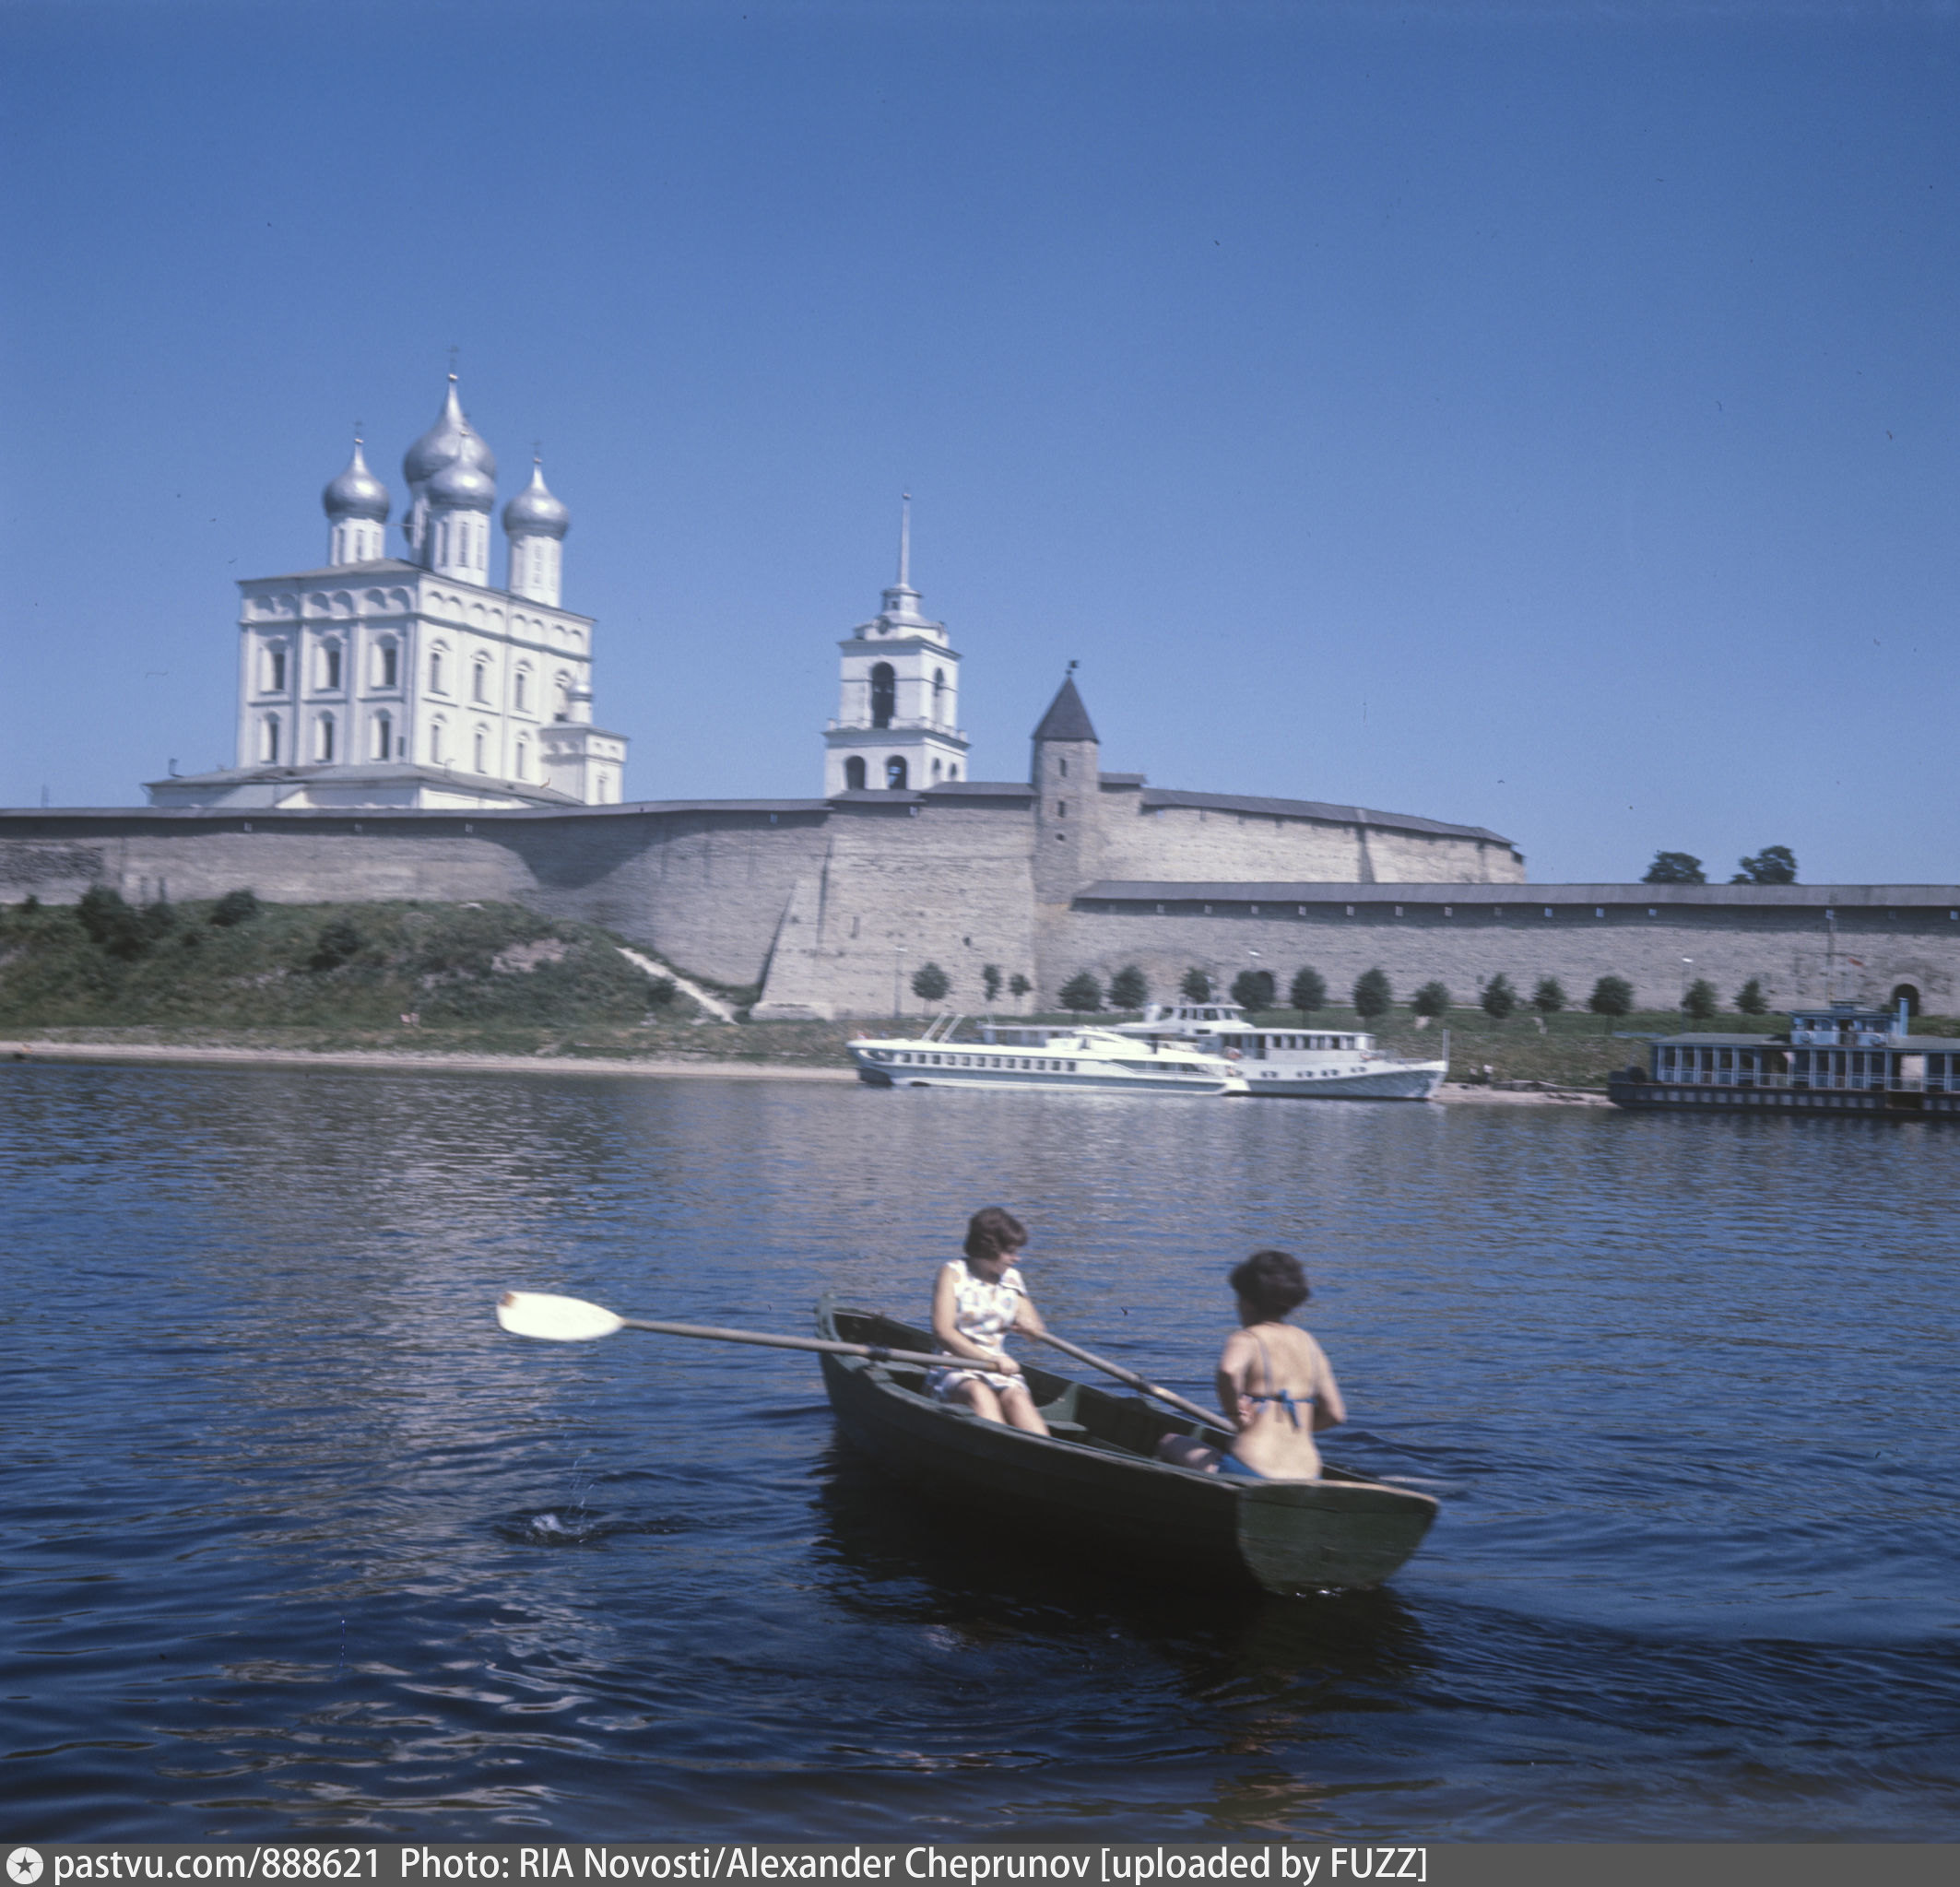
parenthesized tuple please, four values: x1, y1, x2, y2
(1892, 984, 1921, 1018)
(430, 648, 446, 693)
(931, 668, 945, 719)
(948, 764, 959, 780)
(266, 646, 287, 693)
(554, 673, 573, 721)
(372, 713, 392, 761)
(930, 758, 941, 780)
(870, 663, 895, 729)
(323, 643, 342, 690)
(514, 738, 528, 780)
(430, 719, 446, 765)
(263, 715, 280, 763)
(885, 756, 908, 790)
(379, 641, 398, 689)
(317, 714, 336, 762)
(472, 659, 490, 703)
(514, 667, 530, 712)
(473, 726, 489, 773)
(844, 756, 866, 790)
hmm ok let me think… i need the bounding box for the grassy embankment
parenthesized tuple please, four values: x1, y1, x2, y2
(5, 893, 1949, 1086)
(0, 892, 852, 1065)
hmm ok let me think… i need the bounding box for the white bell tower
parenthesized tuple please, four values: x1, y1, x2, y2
(823, 497, 970, 795)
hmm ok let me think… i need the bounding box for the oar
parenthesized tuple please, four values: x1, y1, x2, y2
(1024, 1327, 1222, 1432)
(496, 1291, 957, 1372)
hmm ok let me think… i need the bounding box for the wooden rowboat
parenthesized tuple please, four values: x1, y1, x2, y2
(816, 1295, 1438, 1594)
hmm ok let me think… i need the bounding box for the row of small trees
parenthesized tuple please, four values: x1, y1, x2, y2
(1045, 963, 1779, 1020)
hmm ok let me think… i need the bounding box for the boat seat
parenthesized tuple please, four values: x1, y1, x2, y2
(1043, 1418, 1088, 1435)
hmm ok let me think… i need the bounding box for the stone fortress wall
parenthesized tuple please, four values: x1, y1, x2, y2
(4, 795, 1954, 1019)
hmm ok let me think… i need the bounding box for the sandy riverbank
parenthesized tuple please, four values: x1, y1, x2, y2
(2, 1036, 1613, 1102)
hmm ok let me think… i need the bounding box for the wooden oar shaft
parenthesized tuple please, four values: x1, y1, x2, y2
(618, 1316, 950, 1373)
(1027, 1329, 1221, 1430)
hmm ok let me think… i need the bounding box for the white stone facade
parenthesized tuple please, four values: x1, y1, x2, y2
(148, 378, 624, 812)
(822, 503, 969, 796)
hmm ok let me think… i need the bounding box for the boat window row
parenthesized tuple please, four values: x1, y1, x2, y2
(1252, 1033, 1357, 1052)
(1652, 1044, 1959, 1093)
(870, 1049, 1080, 1072)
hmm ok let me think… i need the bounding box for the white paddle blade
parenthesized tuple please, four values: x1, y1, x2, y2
(497, 1291, 626, 1343)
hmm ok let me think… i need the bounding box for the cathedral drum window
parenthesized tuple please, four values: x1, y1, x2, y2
(377, 640, 398, 689)
(430, 646, 448, 693)
(316, 714, 337, 763)
(322, 643, 343, 691)
(265, 645, 289, 693)
(472, 659, 490, 703)
(372, 713, 392, 761)
(262, 714, 281, 763)
(514, 666, 530, 713)
(473, 726, 490, 774)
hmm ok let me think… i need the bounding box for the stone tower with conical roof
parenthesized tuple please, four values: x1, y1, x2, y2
(1030, 666, 1102, 905)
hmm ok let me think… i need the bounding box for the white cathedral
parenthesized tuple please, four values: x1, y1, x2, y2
(149, 375, 629, 810)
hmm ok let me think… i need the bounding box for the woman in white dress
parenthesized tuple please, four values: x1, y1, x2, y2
(926, 1206, 1051, 1436)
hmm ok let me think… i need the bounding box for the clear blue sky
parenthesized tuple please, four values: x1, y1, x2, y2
(3, 0, 1954, 884)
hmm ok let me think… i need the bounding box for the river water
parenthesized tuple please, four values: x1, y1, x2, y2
(4, 1062, 1956, 1840)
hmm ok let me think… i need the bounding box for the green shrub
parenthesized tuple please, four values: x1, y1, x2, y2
(1289, 966, 1327, 1013)
(1009, 973, 1032, 1000)
(910, 961, 950, 1004)
(1411, 980, 1451, 1018)
(1588, 975, 1635, 1018)
(1481, 973, 1517, 1020)
(1531, 975, 1566, 1015)
(1107, 964, 1148, 1009)
(1352, 967, 1391, 1020)
(1058, 971, 1104, 1012)
(309, 918, 363, 971)
(981, 964, 1003, 1003)
(1736, 977, 1768, 1015)
(1683, 978, 1719, 1020)
(77, 886, 152, 961)
(1230, 968, 1275, 1011)
(1179, 967, 1212, 1002)
(210, 889, 260, 927)
(643, 975, 678, 1008)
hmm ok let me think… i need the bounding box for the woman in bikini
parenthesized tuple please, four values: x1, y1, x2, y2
(924, 1206, 1051, 1437)
(1157, 1249, 1345, 1480)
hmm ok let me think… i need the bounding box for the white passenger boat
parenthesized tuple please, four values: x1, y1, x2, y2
(1111, 1001, 1448, 1101)
(847, 1015, 1246, 1096)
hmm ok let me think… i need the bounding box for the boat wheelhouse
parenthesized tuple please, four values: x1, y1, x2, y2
(1110, 1001, 1448, 1101)
(1608, 1000, 1960, 1118)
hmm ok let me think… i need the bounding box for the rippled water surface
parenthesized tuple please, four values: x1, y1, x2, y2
(5, 1062, 1957, 1840)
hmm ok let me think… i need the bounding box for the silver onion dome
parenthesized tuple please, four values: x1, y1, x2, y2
(427, 454, 496, 513)
(502, 458, 570, 539)
(403, 375, 497, 488)
(322, 439, 390, 521)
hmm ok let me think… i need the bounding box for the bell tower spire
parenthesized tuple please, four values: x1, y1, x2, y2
(823, 497, 970, 795)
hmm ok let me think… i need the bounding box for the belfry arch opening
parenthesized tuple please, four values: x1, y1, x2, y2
(844, 756, 866, 790)
(870, 664, 895, 729)
(885, 756, 908, 790)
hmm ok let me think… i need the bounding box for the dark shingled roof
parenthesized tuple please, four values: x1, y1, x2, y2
(1032, 677, 1098, 743)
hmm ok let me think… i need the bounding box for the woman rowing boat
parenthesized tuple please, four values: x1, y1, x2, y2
(1157, 1249, 1345, 1480)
